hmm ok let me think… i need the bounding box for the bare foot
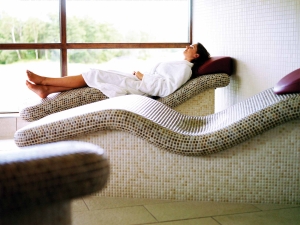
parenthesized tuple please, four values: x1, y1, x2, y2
(26, 70, 46, 85)
(26, 80, 50, 98)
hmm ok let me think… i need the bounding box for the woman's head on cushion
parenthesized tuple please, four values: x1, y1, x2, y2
(190, 43, 211, 74)
(183, 43, 210, 63)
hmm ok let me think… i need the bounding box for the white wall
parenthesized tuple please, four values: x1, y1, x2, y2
(193, 0, 300, 112)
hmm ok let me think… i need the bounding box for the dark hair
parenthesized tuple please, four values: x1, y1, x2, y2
(191, 42, 210, 75)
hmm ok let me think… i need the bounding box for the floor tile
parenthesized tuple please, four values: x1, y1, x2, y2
(147, 217, 220, 225)
(83, 196, 176, 211)
(214, 207, 300, 225)
(71, 198, 89, 212)
(253, 203, 300, 211)
(72, 206, 157, 225)
(144, 201, 260, 221)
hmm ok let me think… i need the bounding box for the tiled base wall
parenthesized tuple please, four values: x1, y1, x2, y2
(71, 119, 300, 205)
(173, 89, 214, 116)
(3, 89, 299, 204)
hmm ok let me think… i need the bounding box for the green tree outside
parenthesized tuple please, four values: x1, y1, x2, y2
(0, 12, 151, 65)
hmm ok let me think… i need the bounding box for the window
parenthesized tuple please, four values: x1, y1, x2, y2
(0, 0, 192, 112)
(66, 0, 190, 43)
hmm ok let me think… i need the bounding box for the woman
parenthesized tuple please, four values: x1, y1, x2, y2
(26, 43, 210, 99)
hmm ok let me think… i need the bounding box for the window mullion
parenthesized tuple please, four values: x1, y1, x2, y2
(189, 0, 193, 44)
(60, 0, 67, 77)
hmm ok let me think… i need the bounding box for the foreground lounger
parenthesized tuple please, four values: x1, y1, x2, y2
(14, 87, 300, 155)
(0, 141, 109, 225)
(20, 56, 233, 121)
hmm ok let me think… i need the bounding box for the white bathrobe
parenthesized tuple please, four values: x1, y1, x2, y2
(82, 60, 193, 98)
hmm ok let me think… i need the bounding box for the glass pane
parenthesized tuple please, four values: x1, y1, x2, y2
(0, 50, 60, 112)
(66, 0, 190, 43)
(0, 0, 59, 43)
(67, 48, 184, 75)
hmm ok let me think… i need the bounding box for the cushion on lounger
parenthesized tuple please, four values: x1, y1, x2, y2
(192, 56, 233, 78)
(273, 68, 300, 94)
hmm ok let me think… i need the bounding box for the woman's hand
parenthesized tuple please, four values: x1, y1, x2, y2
(133, 71, 144, 80)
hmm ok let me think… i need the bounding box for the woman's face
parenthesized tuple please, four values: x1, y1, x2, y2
(183, 44, 198, 60)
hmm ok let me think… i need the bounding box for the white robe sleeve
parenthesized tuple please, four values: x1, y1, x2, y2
(138, 60, 193, 97)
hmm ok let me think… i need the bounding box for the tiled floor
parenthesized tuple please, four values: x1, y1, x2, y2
(72, 196, 300, 225)
(1, 139, 299, 225)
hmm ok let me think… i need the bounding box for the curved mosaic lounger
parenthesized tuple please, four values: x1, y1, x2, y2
(14, 69, 300, 204)
(15, 87, 300, 156)
(20, 56, 233, 122)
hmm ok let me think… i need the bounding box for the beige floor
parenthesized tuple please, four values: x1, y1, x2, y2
(1, 139, 299, 225)
(72, 196, 300, 225)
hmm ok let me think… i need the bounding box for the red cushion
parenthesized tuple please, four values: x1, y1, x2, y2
(194, 56, 233, 77)
(273, 68, 300, 94)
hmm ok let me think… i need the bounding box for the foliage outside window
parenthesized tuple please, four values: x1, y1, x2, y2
(0, 0, 191, 112)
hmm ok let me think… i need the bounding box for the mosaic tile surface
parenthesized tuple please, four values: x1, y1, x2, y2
(1, 141, 109, 211)
(193, 0, 300, 112)
(14, 89, 300, 204)
(174, 89, 214, 116)
(75, 123, 299, 204)
(0, 141, 110, 224)
(15, 88, 300, 156)
(20, 73, 230, 121)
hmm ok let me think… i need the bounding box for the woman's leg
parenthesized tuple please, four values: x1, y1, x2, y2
(26, 70, 87, 88)
(26, 81, 76, 98)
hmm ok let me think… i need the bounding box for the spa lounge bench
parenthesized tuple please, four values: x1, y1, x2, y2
(14, 87, 300, 155)
(20, 56, 233, 122)
(0, 141, 109, 225)
(14, 68, 300, 204)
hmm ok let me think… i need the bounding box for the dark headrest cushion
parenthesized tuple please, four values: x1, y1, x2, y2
(193, 56, 233, 78)
(273, 68, 300, 94)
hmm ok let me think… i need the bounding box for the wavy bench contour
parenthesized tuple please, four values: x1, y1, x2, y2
(15, 88, 300, 156)
(20, 73, 230, 121)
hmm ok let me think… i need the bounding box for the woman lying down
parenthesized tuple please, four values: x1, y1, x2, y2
(26, 43, 210, 99)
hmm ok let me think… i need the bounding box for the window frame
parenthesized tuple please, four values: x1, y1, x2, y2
(0, 0, 193, 77)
